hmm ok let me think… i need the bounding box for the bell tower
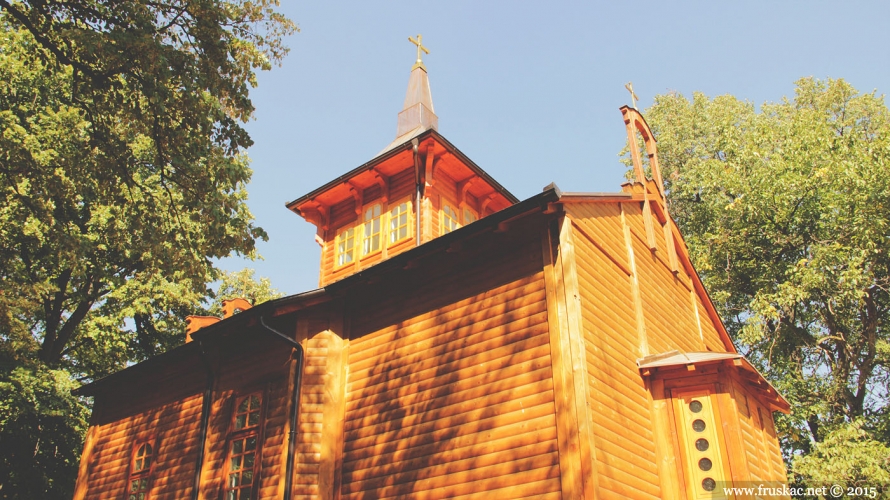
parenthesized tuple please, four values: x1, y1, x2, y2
(287, 35, 517, 287)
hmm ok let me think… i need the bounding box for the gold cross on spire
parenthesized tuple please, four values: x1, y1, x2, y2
(625, 82, 640, 109)
(408, 34, 430, 71)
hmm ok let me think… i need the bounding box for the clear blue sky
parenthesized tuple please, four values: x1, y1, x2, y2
(219, 1, 890, 295)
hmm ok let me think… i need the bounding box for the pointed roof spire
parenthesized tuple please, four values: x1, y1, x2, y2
(378, 34, 440, 155)
(396, 35, 438, 138)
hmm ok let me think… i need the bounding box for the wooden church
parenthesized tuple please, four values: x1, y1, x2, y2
(73, 36, 790, 500)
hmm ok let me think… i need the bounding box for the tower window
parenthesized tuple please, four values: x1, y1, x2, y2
(336, 227, 355, 267)
(127, 441, 154, 500)
(224, 393, 262, 500)
(463, 207, 477, 225)
(441, 204, 459, 234)
(389, 201, 411, 243)
(362, 204, 382, 255)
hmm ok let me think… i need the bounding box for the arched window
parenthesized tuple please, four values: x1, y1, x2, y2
(389, 201, 411, 244)
(362, 204, 382, 255)
(335, 227, 355, 267)
(224, 393, 262, 500)
(441, 204, 460, 234)
(127, 441, 154, 500)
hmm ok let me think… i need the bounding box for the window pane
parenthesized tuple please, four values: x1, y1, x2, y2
(233, 439, 243, 454)
(246, 437, 256, 450)
(131, 480, 139, 492)
(238, 398, 250, 413)
(248, 411, 259, 426)
(229, 473, 239, 488)
(235, 415, 246, 429)
(230, 455, 242, 470)
(244, 453, 255, 468)
(249, 395, 260, 409)
(464, 208, 476, 224)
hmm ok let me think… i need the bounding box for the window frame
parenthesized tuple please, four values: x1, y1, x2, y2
(387, 198, 413, 246)
(668, 385, 731, 500)
(334, 226, 356, 269)
(222, 392, 265, 500)
(125, 437, 156, 500)
(361, 203, 383, 258)
(462, 206, 478, 225)
(441, 203, 460, 235)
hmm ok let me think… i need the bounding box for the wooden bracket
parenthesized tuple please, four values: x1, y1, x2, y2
(424, 147, 437, 188)
(481, 193, 497, 214)
(372, 170, 389, 203)
(347, 181, 363, 215)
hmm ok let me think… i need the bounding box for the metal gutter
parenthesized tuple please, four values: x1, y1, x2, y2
(257, 317, 304, 500)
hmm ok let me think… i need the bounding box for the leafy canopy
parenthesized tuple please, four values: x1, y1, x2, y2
(0, 1, 295, 496)
(0, 0, 296, 373)
(639, 78, 890, 484)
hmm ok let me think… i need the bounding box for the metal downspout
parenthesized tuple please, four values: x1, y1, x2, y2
(192, 340, 214, 500)
(258, 316, 305, 500)
(413, 139, 422, 246)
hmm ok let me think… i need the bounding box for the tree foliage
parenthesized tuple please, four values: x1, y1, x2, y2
(791, 420, 890, 490)
(207, 268, 284, 317)
(0, 0, 296, 373)
(0, 1, 296, 496)
(639, 78, 890, 485)
(0, 362, 89, 499)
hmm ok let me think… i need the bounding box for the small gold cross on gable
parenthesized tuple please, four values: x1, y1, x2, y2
(625, 82, 640, 109)
(409, 34, 430, 70)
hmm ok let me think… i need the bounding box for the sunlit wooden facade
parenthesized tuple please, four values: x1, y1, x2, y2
(73, 60, 790, 500)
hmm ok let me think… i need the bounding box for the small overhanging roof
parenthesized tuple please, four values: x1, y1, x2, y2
(637, 350, 790, 413)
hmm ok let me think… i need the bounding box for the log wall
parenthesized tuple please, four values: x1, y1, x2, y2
(566, 204, 663, 499)
(341, 219, 562, 499)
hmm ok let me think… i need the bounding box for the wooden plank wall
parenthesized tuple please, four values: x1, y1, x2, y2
(197, 339, 293, 499)
(292, 318, 332, 500)
(622, 203, 703, 354)
(565, 203, 662, 499)
(342, 225, 562, 499)
(731, 381, 786, 486)
(77, 393, 203, 499)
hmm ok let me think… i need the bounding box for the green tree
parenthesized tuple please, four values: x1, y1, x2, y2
(0, 1, 296, 496)
(791, 420, 890, 491)
(207, 268, 284, 317)
(637, 78, 890, 485)
(0, 363, 90, 499)
(0, 0, 296, 374)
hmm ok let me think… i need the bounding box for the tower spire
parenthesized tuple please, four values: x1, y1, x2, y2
(395, 34, 438, 139)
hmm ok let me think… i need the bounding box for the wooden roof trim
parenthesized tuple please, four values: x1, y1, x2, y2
(557, 192, 634, 203)
(73, 288, 331, 396)
(286, 129, 518, 214)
